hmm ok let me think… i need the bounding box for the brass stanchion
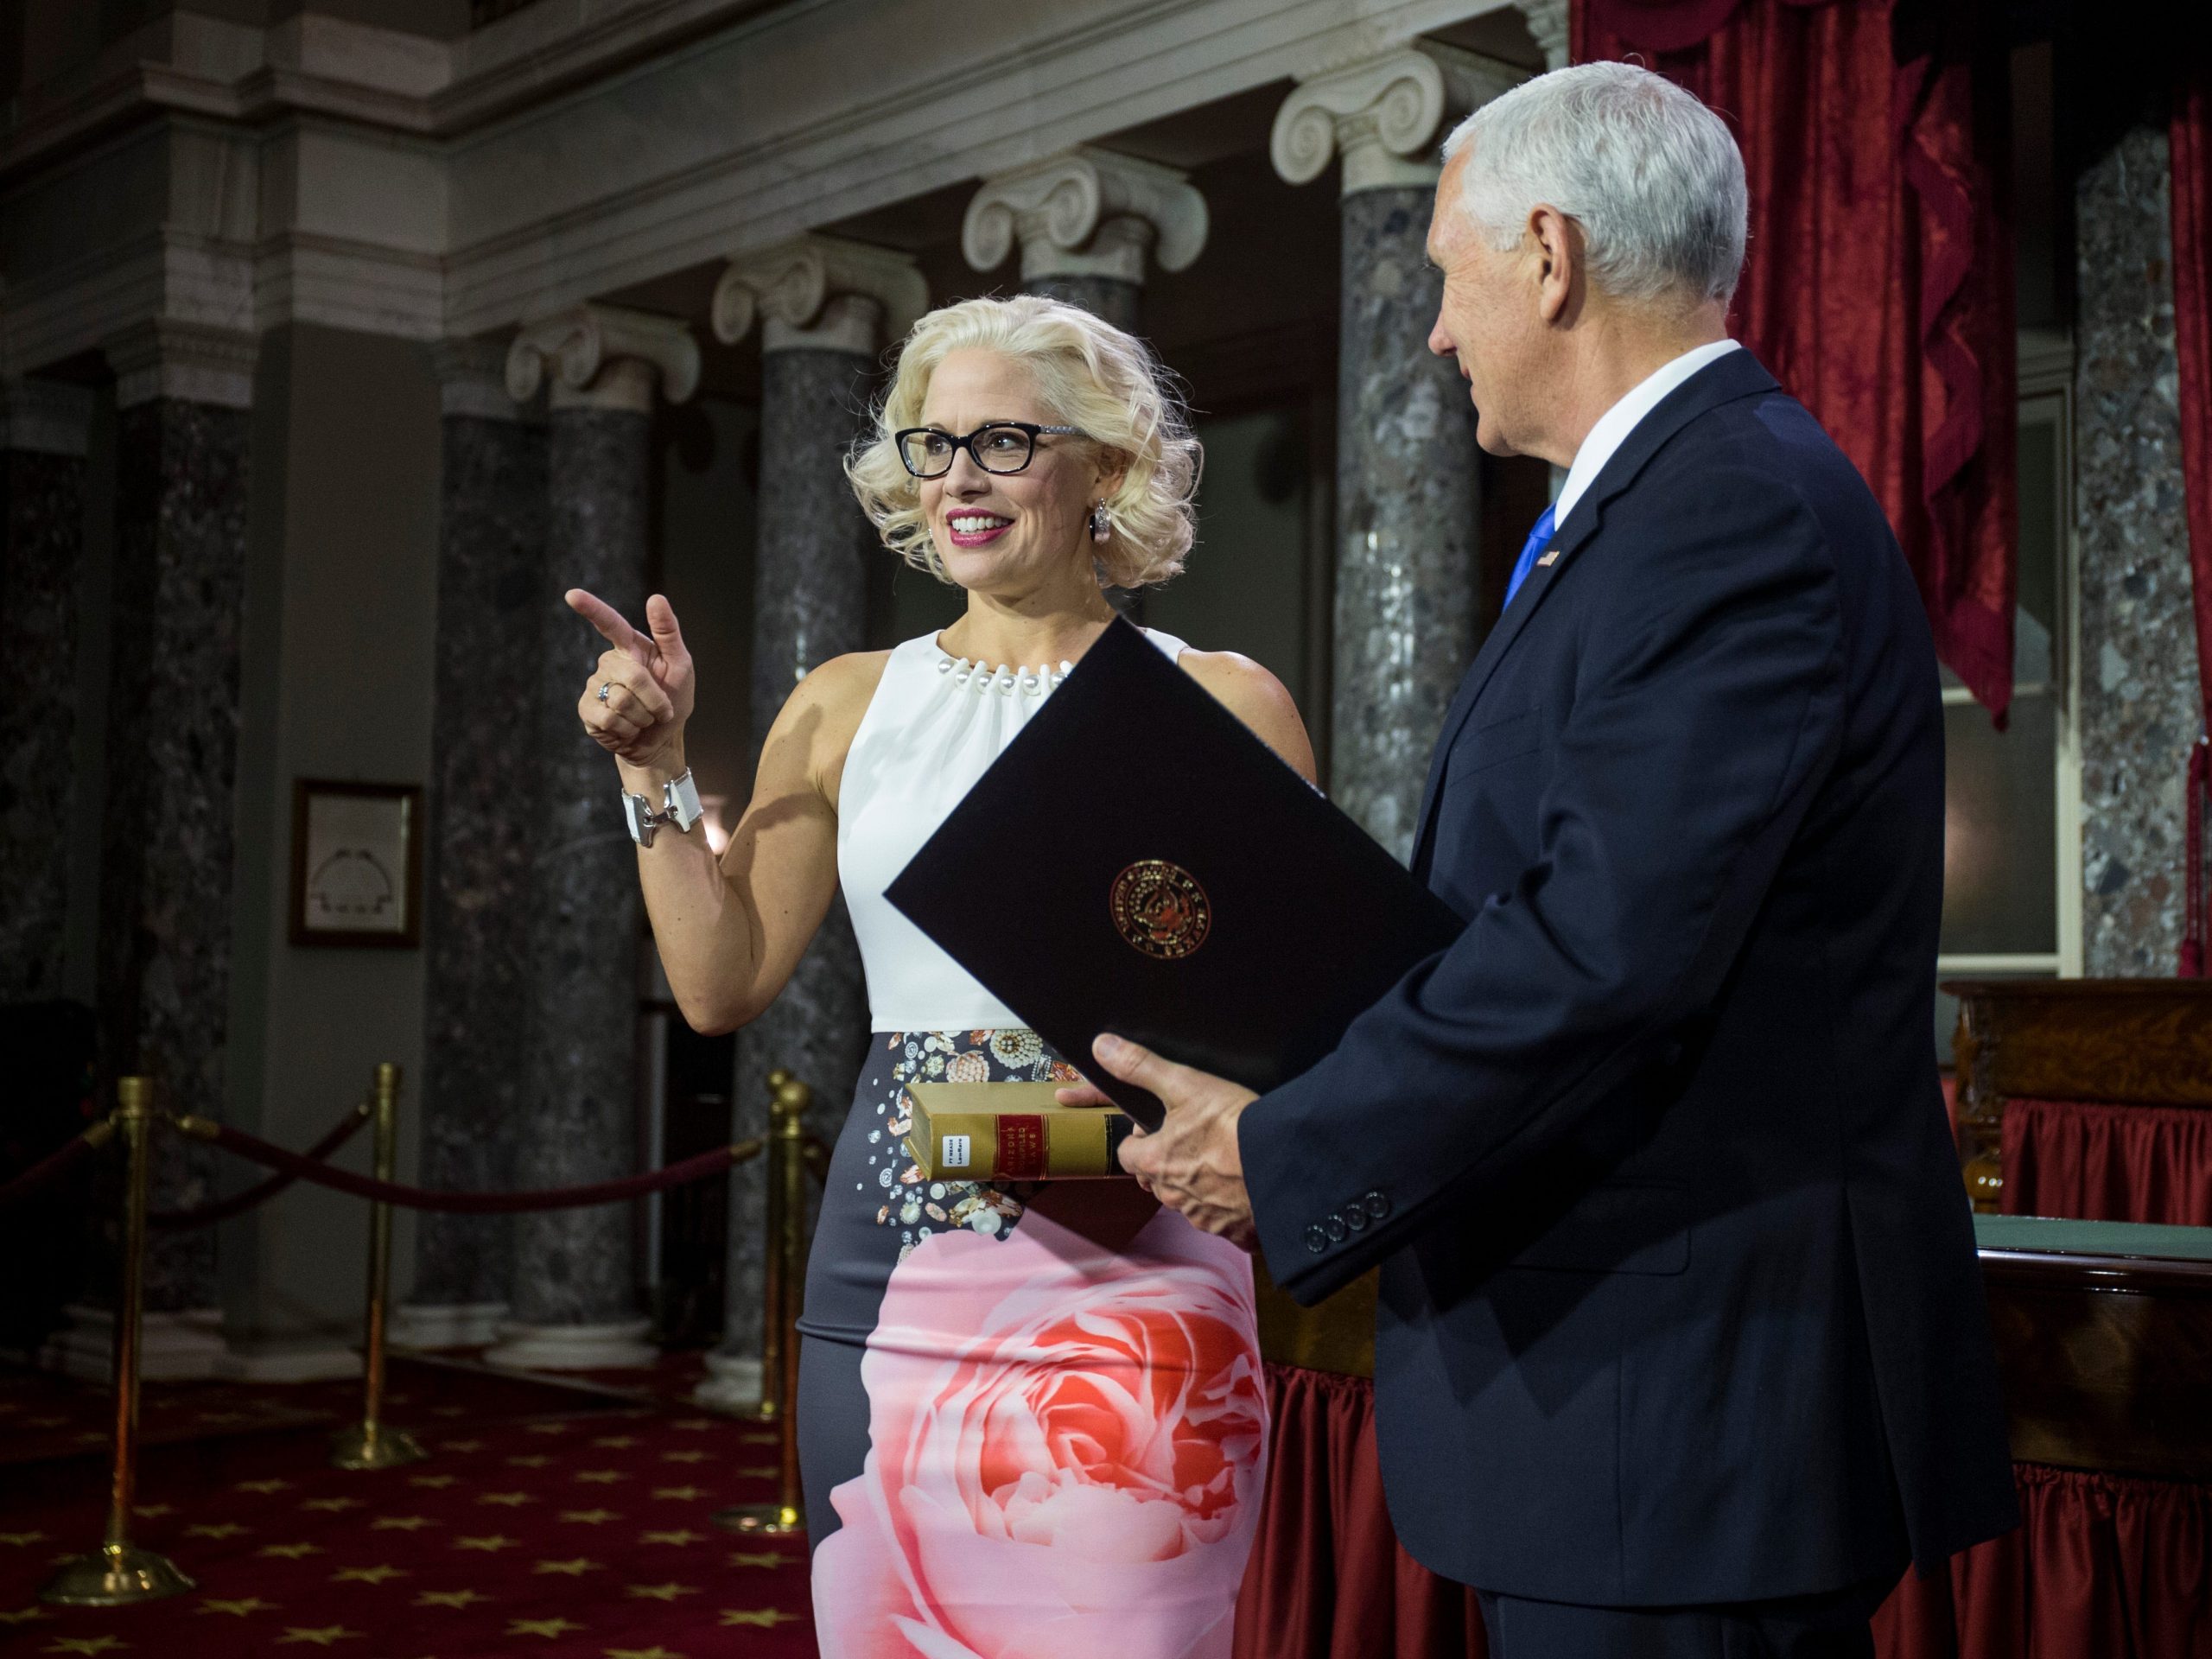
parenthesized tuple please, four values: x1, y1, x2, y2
(715, 1072, 810, 1536)
(42, 1077, 195, 1605)
(332, 1062, 427, 1470)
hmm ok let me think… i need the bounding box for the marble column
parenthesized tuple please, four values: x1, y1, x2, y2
(0, 379, 94, 1004)
(695, 236, 924, 1408)
(1513, 0, 1571, 72)
(2075, 126, 2196, 975)
(391, 341, 550, 1351)
(1272, 46, 1521, 861)
(962, 146, 1209, 331)
(58, 321, 259, 1378)
(485, 305, 700, 1370)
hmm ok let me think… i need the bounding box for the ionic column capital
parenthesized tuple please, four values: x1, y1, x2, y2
(1271, 44, 1526, 195)
(711, 234, 926, 355)
(432, 337, 538, 422)
(962, 147, 1208, 287)
(505, 304, 700, 413)
(1515, 0, 1571, 72)
(0, 378, 95, 457)
(105, 320, 260, 411)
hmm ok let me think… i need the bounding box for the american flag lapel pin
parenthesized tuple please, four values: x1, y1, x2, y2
(1536, 550, 1560, 567)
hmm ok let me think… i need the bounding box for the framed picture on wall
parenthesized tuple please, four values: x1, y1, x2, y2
(289, 780, 424, 949)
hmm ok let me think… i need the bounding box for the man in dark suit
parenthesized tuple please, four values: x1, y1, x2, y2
(1086, 60, 2018, 1658)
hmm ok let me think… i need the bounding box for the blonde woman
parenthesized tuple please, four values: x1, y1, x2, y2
(568, 295, 1314, 1655)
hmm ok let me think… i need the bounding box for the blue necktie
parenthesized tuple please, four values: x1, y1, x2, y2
(1502, 503, 1558, 610)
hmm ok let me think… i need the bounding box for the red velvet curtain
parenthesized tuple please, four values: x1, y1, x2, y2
(1242, 1367, 2212, 1658)
(1998, 1099, 2212, 1225)
(1572, 0, 2019, 721)
(2175, 62, 2212, 972)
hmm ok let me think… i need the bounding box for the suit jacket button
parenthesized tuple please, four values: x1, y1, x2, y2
(1344, 1205, 1370, 1232)
(1363, 1190, 1391, 1221)
(1304, 1224, 1328, 1255)
(1325, 1215, 1349, 1243)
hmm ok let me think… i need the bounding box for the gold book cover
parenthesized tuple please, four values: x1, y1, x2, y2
(904, 1081, 1135, 1180)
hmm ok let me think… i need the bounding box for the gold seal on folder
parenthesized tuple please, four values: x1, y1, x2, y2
(1109, 860, 1211, 959)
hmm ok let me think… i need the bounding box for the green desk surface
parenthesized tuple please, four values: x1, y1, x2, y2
(1974, 1213, 2212, 1261)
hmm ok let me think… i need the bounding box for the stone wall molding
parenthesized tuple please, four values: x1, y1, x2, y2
(710, 234, 926, 353)
(432, 336, 538, 421)
(105, 318, 260, 410)
(1514, 0, 1570, 73)
(961, 147, 1208, 286)
(1271, 43, 1526, 195)
(504, 303, 700, 412)
(0, 378, 96, 457)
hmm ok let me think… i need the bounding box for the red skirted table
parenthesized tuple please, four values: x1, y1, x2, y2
(1236, 1217, 2212, 1659)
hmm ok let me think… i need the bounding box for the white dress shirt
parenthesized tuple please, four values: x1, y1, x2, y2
(1552, 338, 1743, 525)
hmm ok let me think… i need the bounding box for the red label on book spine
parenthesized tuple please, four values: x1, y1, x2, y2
(995, 1115, 1046, 1180)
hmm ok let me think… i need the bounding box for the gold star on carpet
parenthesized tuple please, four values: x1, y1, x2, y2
(624, 1583, 697, 1602)
(259, 1543, 324, 1560)
(588, 1436, 638, 1450)
(509, 1618, 587, 1639)
(658, 1451, 709, 1464)
(0, 1532, 48, 1547)
(183, 1522, 250, 1540)
(414, 1589, 488, 1610)
(504, 1455, 553, 1469)
(532, 1558, 601, 1577)
(559, 1510, 620, 1524)
(671, 1418, 715, 1431)
(408, 1475, 459, 1489)
(728, 1552, 783, 1568)
(441, 1440, 484, 1453)
(332, 1565, 407, 1585)
(0, 1607, 53, 1625)
(651, 1486, 704, 1501)
(302, 1497, 363, 1513)
(42, 1637, 127, 1654)
(720, 1609, 799, 1628)
(198, 1409, 255, 1424)
(736, 1465, 777, 1478)
(370, 1516, 436, 1532)
(237, 1478, 293, 1494)
(73, 1432, 106, 1445)
(429, 1405, 467, 1417)
(574, 1470, 625, 1484)
(26, 1415, 67, 1428)
(477, 1491, 536, 1507)
(198, 1598, 278, 1617)
(605, 1649, 688, 1659)
(454, 1535, 518, 1553)
(524, 1422, 570, 1435)
(740, 1433, 778, 1446)
(132, 1504, 175, 1519)
(640, 1530, 703, 1547)
(276, 1627, 362, 1647)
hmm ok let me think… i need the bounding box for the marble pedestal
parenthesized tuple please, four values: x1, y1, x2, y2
(1330, 186, 1482, 861)
(485, 402, 652, 1370)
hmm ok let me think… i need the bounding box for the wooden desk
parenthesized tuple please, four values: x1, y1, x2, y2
(1946, 978, 2212, 1211)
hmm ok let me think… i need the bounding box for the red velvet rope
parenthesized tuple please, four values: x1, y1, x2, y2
(149, 1099, 373, 1230)
(181, 1117, 760, 1212)
(0, 1128, 104, 1211)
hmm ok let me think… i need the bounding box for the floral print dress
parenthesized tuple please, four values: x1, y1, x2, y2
(797, 633, 1268, 1658)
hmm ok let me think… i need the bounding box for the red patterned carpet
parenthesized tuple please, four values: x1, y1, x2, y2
(0, 1357, 814, 1658)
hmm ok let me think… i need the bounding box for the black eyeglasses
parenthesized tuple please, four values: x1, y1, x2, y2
(894, 421, 1087, 479)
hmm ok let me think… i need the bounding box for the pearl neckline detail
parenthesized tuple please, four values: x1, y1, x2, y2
(935, 652, 1076, 696)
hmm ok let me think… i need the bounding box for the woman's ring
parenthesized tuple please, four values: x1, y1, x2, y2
(597, 683, 613, 704)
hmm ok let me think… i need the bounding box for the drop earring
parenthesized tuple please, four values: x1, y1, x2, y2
(1089, 500, 1113, 544)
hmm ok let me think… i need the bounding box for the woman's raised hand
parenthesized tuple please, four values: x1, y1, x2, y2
(569, 589, 697, 770)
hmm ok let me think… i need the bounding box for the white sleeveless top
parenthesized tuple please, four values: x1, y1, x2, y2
(837, 627, 1188, 1032)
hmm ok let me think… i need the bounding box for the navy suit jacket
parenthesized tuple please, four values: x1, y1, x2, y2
(1240, 350, 2018, 1606)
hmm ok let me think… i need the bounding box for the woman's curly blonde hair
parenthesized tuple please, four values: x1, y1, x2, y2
(844, 295, 1201, 589)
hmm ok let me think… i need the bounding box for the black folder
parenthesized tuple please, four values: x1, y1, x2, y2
(885, 618, 1465, 1131)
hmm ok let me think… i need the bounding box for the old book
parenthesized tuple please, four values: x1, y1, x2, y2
(904, 1081, 1135, 1181)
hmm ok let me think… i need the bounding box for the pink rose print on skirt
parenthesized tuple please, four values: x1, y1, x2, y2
(813, 1208, 1267, 1658)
